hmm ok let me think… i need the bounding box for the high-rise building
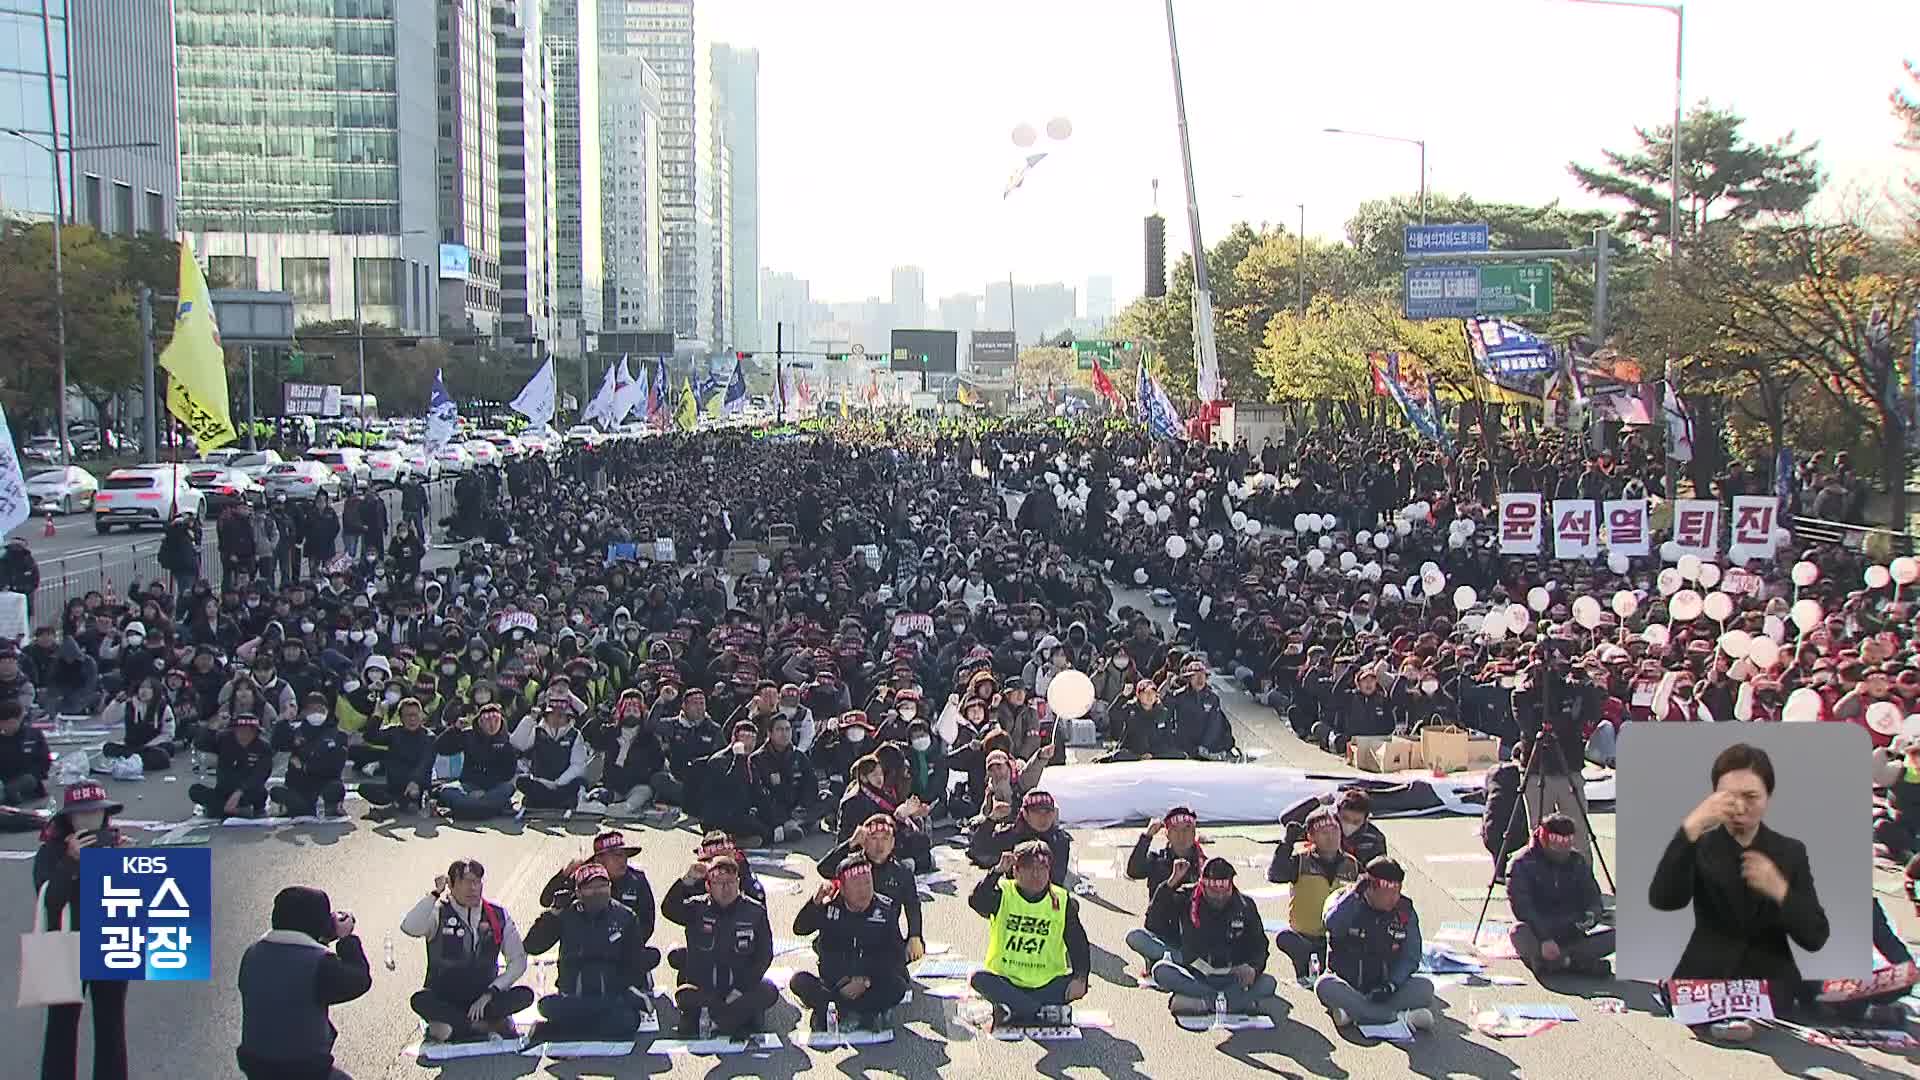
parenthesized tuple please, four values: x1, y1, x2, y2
(711, 44, 758, 348)
(175, 1, 438, 331)
(438, 0, 501, 336)
(494, 0, 557, 351)
(759, 269, 810, 352)
(708, 125, 732, 343)
(1086, 274, 1115, 323)
(1, 1, 180, 235)
(600, 0, 703, 340)
(937, 293, 981, 335)
(598, 52, 663, 330)
(984, 280, 1077, 343)
(545, 0, 604, 360)
(890, 266, 926, 328)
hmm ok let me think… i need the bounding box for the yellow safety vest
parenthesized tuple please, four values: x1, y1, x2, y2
(986, 877, 1069, 989)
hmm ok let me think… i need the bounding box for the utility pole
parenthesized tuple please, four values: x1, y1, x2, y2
(39, 0, 69, 465)
(138, 286, 157, 457)
(775, 321, 784, 423)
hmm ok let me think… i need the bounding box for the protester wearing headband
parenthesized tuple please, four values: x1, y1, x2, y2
(1146, 855, 1279, 1017)
(1123, 805, 1207, 966)
(189, 710, 273, 818)
(523, 860, 659, 1042)
(1102, 678, 1175, 761)
(818, 812, 927, 961)
(969, 839, 1092, 1029)
(790, 851, 911, 1031)
(1271, 806, 1361, 979)
(659, 685, 724, 818)
(970, 789, 1072, 885)
(509, 694, 591, 812)
(430, 699, 521, 821)
(1276, 787, 1387, 874)
(1316, 856, 1436, 1033)
(1507, 812, 1613, 978)
(683, 830, 767, 906)
(537, 831, 658, 990)
(661, 849, 779, 1039)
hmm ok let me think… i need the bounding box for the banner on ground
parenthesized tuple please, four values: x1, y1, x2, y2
(1671, 499, 1721, 561)
(1667, 980, 1774, 1025)
(1602, 499, 1649, 556)
(1498, 493, 1543, 555)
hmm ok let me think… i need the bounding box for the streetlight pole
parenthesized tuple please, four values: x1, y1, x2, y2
(1296, 203, 1306, 315)
(1321, 127, 1428, 225)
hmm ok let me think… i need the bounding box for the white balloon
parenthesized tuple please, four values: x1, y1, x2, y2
(1320, 514, 1337, 531)
(1669, 589, 1704, 621)
(1383, 584, 1403, 602)
(1189, 516, 1200, 529)
(1244, 519, 1263, 536)
(1449, 534, 1466, 549)
(1231, 511, 1248, 530)
(1134, 568, 1149, 585)
(1782, 687, 1823, 723)
(1718, 629, 1752, 660)
(1045, 115, 1073, 140)
(1396, 519, 1413, 537)
(1373, 532, 1391, 550)
(1046, 669, 1095, 720)
(1866, 564, 1892, 590)
(1294, 513, 1311, 532)
(1747, 636, 1781, 669)
(1364, 561, 1382, 581)
(1506, 604, 1531, 633)
(1905, 714, 1920, 738)
(1572, 595, 1603, 629)
(1896, 557, 1920, 585)
(1159, 505, 1175, 524)
(1422, 568, 1446, 596)
(1110, 477, 1122, 490)
(1339, 551, 1357, 571)
(1527, 586, 1551, 612)
(1165, 535, 1188, 559)
(1762, 615, 1786, 642)
(1306, 549, 1326, 570)
(1357, 530, 1372, 547)
(1791, 597, 1823, 632)
(1283, 557, 1299, 573)
(1657, 568, 1683, 596)
(1453, 585, 1478, 612)
(1677, 554, 1702, 582)
(1866, 700, 1904, 736)
(1483, 616, 1508, 641)
(1318, 535, 1334, 551)
(1607, 551, 1631, 575)
(1012, 123, 1038, 147)
(1660, 540, 1681, 562)
(1611, 590, 1638, 619)
(1702, 591, 1735, 623)
(1696, 563, 1722, 589)
(1642, 623, 1670, 648)
(1207, 533, 1225, 553)
(1791, 561, 1818, 587)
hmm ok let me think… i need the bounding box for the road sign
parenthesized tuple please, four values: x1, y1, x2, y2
(1404, 223, 1489, 257)
(852, 343, 864, 356)
(1478, 264, 1554, 316)
(1403, 266, 1482, 319)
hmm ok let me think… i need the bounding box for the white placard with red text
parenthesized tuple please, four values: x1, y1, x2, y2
(1602, 498, 1649, 556)
(1728, 495, 1781, 564)
(1552, 500, 1599, 560)
(1498, 494, 1544, 555)
(1670, 500, 1722, 561)
(1668, 979, 1775, 1025)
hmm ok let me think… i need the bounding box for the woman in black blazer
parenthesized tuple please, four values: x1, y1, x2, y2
(1649, 742, 1830, 1043)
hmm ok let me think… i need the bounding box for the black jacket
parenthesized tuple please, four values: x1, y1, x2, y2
(0, 722, 51, 780)
(818, 839, 924, 939)
(793, 892, 906, 988)
(1507, 843, 1604, 942)
(749, 743, 819, 819)
(1649, 824, 1829, 994)
(1148, 882, 1269, 973)
(193, 728, 273, 791)
(968, 819, 1072, 885)
(1124, 832, 1205, 909)
(660, 878, 775, 996)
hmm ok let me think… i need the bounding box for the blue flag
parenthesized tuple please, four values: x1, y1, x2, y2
(1136, 360, 1182, 442)
(649, 355, 670, 420)
(724, 359, 748, 414)
(425, 369, 458, 450)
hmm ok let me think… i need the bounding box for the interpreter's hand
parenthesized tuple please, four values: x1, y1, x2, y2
(1146, 818, 1164, 838)
(1168, 859, 1191, 887)
(995, 851, 1018, 876)
(1741, 850, 1790, 904)
(1540, 940, 1562, 964)
(466, 992, 492, 1024)
(1681, 791, 1739, 842)
(683, 862, 708, 885)
(842, 976, 870, 999)
(907, 936, 926, 963)
(1065, 977, 1088, 1002)
(1232, 964, 1257, 988)
(332, 912, 356, 940)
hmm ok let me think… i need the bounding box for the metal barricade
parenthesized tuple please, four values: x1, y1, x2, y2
(28, 534, 215, 621)
(1790, 514, 1918, 557)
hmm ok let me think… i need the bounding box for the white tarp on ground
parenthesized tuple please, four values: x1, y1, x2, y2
(1038, 761, 1616, 827)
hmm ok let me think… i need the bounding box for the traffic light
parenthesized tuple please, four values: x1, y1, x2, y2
(1145, 213, 1166, 298)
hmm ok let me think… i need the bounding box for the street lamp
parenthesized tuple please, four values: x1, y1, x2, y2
(1321, 127, 1428, 225)
(2, 129, 161, 465)
(352, 229, 429, 442)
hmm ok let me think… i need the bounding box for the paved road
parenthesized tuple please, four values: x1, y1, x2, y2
(0, 554, 1912, 1077)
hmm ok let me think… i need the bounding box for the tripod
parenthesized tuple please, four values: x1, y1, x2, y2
(1470, 667, 1616, 944)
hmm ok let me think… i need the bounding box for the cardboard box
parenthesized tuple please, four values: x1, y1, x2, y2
(1420, 725, 1473, 772)
(1376, 737, 1426, 774)
(1349, 735, 1391, 773)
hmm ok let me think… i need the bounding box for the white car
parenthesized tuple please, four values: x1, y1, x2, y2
(264, 461, 345, 502)
(200, 448, 247, 469)
(25, 465, 98, 514)
(186, 466, 264, 510)
(564, 425, 605, 448)
(463, 439, 501, 467)
(305, 447, 372, 487)
(364, 449, 411, 487)
(93, 465, 205, 533)
(435, 444, 476, 474)
(228, 450, 284, 482)
(399, 444, 442, 482)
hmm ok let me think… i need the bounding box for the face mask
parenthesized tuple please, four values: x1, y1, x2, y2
(1421, 678, 1439, 694)
(440, 662, 457, 676)
(126, 635, 144, 648)
(846, 728, 866, 744)
(342, 679, 360, 693)
(383, 688, 402, 705)
(136, 688, 154, 703)
(911, 736, 931, 752)
(335, 630, 349, 642)
(473, 691, 492, 705)
(898, 705, 916, 721)
(1012, 630, 1029, 642)
(305, 711, 327, 726)
(300, 621, 315, 635)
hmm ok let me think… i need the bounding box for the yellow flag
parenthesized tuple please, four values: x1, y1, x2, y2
(676, 377, 698, 431)
(158, 239, 236, 450)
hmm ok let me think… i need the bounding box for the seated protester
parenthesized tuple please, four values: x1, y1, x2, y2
(1123, 805, 1207, 966)
(968, 789, 1072, 885)
(1798, 899, 1913, 1027)
(900, 717, 950, 815)
(1507, 812, 1613, 978)
(1315, 857, 1435, 1033)
(269, 691, 350, 818)
(538, 832, 659, 999)
(235, 886, 372, 1080)
(399, 858, 535, 1042)
(189, 712, 273, 818)
(967, 840, 1092, 1028)
(1479, 743, 1535, 879)
(749, 711, 823, 844)
(876, 743, 937, 871)
(0, 697, 51, 807)
(973, 741, 1049, 822)
(1275, 788, 1389, 875)
(522, 862, 659, 1042)
(690, 830, 768, 905)
(431, 702, 520, 821)
(1088, 640, 1138, 733)
(1871, 734, 1920, 862)
(790, 853, 911, 1031)
(701, 718, 775, 845)
(1270, 807, 1360, 979)
(813, 709, 875, 803)
(1101, 679, 1175, 762)
(1148, 857, 1280, 1017)
(510, 697, 591, 811)
(581, 688, 672, 816)
(837, 751, 903, 844)
(1315, 664, 1394, 756)
(100, 675, 176, 772)
(996, 683, 1047, 762)
(1167, 660, 1237, 760)
(817, 814, 928, 962)
(659, 687, 724, 817)
(661, 850, 779, 1039)
(358, 696, 437, 814)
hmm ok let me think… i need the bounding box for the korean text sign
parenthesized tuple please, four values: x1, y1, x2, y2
(81, 848, 211, 981)
(1498, 494, 1543, 555)
(1667, 979, 1775, 1025)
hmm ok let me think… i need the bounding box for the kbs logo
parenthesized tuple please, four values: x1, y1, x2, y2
(80, 848, 211, 981)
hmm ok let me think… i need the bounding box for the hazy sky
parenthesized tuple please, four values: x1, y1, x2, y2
(703, 0, 1918, 310)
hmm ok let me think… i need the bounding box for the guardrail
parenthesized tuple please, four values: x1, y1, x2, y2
(1790, 514, 1917, 557)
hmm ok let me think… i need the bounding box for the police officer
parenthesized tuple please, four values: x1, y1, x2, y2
(270, 691, 350, 818)
(538, 830, 659, 999)
(661, 850, 779, 1039)
(189, 712, 272, 818)
(790, 852, 909, 1031)
(399, 858, 534, 1042)
(522, 862, 658, 1041)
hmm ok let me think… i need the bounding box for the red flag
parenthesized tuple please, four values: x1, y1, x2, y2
(1090, 356, 1124, 405)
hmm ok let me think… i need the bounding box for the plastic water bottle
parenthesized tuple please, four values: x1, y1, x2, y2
(699, 1007, 714, 1041)
(1214, 991, 1228, 1029)
(826, 1002, 840, 1041)
(382, 932, 395, 971)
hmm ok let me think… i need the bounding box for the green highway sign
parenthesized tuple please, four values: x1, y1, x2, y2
(1071, 339, 1135, 369)
(1477, 264, 1554, 316)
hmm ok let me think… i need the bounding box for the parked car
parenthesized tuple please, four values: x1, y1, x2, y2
(264, 461, 345, 502)
(25, 465, 99, 514)
(22, 435, 74, 463)
(200, 448, 248, 469)
(462, 439, 500, 467)
(478, 431, 524, 459)
(186, 466, 264, 511)
(93, 465, 204, 534)
(364, 449, 412, 487)
(305, 447, 372, 487)
(399, 444, 442, 482)
(433, 443, 475, 475)
(228, 449, 285, 482)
